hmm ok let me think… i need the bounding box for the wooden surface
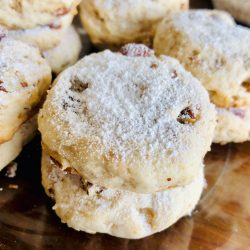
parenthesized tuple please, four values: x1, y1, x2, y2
(1, 140, 250, 250)
(1, 0, 250, 249)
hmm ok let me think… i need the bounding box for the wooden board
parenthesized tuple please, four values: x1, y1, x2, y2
(1, 140, 250, 250)
(1, 0, 250, 249)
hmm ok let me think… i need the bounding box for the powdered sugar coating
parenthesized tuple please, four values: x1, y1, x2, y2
(0, 35, 51, 143)
(154, 10, 250, 108)
(8, 13, 74, 51)
(39, 45, 216, 193)
(0, 0, 80, 30)
(42, 150, 204, 239)
(167, 10, 249, 55)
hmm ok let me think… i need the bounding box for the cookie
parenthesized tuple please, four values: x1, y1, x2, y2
(8, 13, 74, 51)
(0, 115, 37, 171)
(213, 0, 250, 25)
(79, 0, 189, 49)
(43, 25, 82, 74)
(0, 33, 51, 144)
(38, 44, 216, 193)
(0, 0, 80, 30)
(214, 106, 250, 144)
(154, 10, 250, 108)
(42, 150, 204, 239)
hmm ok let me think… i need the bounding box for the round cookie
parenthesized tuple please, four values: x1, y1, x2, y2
(0, 0, 80, 30)
(214, 106, 250, 144)
(0, 33, 51, 144)
(79, 0, 189, 49)
(42, 150, 205, 239)
(213, 0, 250, 26)
(154, 10, 250, 108)
(43, 25, 82, 74)
(0, 115, 37, 171)
(38, 44, 216, 193)
(8, 13, 74, 51)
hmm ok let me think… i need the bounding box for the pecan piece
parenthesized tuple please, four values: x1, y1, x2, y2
(20, 82, 28, 88)
(120, 44, 153, 57)
(177, 107, 199, 124)
(55, 7, 69, 16)
(242, 79, 250, 92)
(70, 78, 89, 92)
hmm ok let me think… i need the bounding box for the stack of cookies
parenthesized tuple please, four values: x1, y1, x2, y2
(154, 10, 250, 144)
(0, 0, 82, 74)
(38, 44, 216, 239)
(0, 31, 51, 171)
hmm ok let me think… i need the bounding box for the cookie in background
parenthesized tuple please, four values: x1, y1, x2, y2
(212, 0, 250, 26)
(0, 0, 82, 74)
(154, 10, 250, 144)
(79, 0, 189, 50)
(0, 31, 51, 171)
(43, 25, 82, 75)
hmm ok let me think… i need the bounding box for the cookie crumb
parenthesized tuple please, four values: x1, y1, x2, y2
(8, 184, 18, 189)
(5, 162, 17, 178)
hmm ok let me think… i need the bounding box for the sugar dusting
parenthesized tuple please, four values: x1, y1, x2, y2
(171, 10, 250, 55)
(49, 44, 213, 160)
(0, 35, 49, 105)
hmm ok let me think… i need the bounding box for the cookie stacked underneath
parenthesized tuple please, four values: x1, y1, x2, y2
(0, 0, 82, 74)
(154, 10, 250, 144)
(0, 32, 51, 171)
(38, 44, 216, 239)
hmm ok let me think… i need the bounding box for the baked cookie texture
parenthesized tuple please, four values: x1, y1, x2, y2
(0, 0, 80, 30)
(0, 34, 51, 144)
(79, 0, 189, 49)
(213, 0, 250, 25)
(38, 44, 216, 193)
(8, 13, 74, 51)
(154, 10, 250, 108)
(0, 115, 37, 171)
(43, 25, 82, 75)
(42, 150, 205, 239)
(214, 107, 250, 144)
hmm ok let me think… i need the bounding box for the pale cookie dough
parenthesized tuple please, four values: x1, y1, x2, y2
(79, 0, 189, 49)
(214, 106, 250, 144)
(38, 44, 216, 193)
(213, 0, 250, 25)
(8, 13, 74, 51)
(42, 150, 205, 239)
(0, 33, 51, 144)
(154, 10, 250, 108)
(43, 25, 82, 74)
(0, 116, 37, 171)
(0, 0, 80, 30)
